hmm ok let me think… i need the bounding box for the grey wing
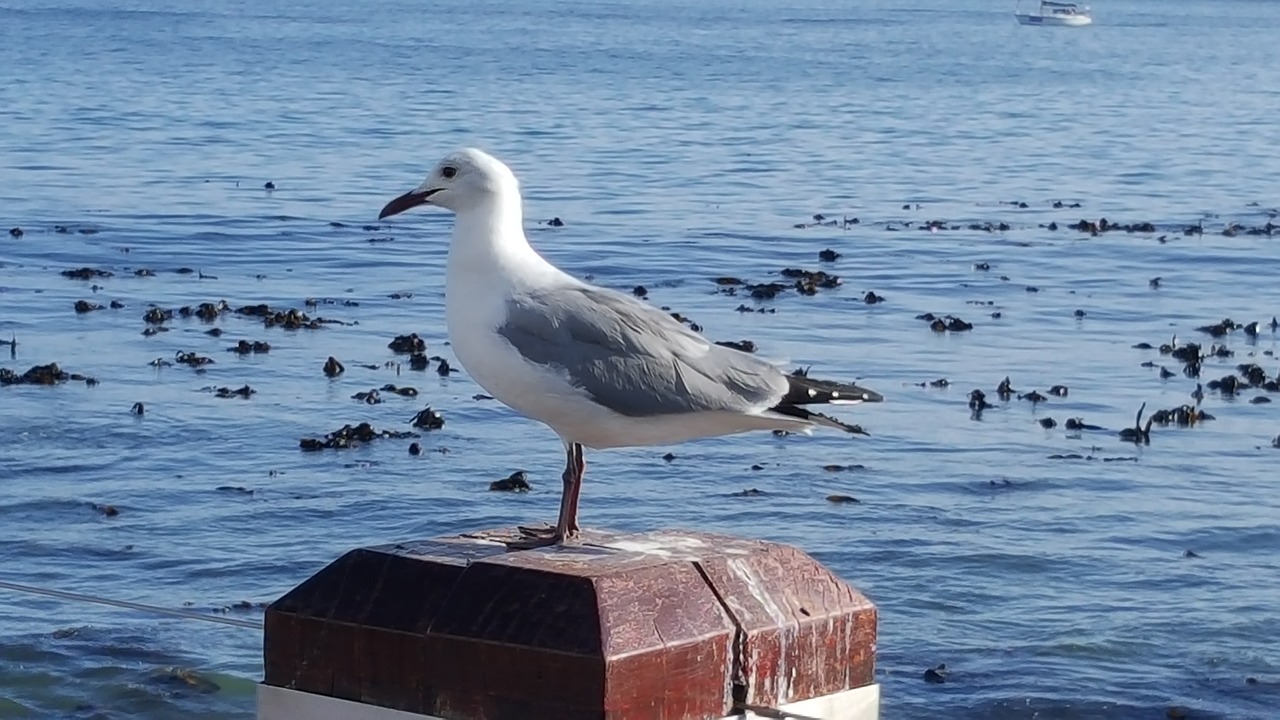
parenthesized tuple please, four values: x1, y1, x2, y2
(497, 284, 789, 417)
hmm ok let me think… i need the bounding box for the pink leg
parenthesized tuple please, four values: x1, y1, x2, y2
(509, 442, 582, 549)
(563, 443, 584, 535)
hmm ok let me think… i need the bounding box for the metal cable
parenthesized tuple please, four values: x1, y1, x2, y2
(0, 578, 264, 630)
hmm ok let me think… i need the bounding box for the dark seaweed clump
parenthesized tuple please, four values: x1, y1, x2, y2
(0, 363, 94, 386)
(299, 422, 417, 451)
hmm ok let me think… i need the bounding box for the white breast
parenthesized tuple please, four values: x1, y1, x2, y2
(443, 226, 598, 434)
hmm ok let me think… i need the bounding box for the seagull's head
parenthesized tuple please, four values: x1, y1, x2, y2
(378, 148, 518, 219)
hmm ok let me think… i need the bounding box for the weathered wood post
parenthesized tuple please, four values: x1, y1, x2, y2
(258, 528, 879, 720)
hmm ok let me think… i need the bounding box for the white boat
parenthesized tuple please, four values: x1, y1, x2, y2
(1015, 0, 1093, 26)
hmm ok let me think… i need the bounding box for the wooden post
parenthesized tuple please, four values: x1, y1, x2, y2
(259, 528, 878, 720)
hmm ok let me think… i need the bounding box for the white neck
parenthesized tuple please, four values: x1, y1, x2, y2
(443, 190, 573, 351)
(446, 192, 550, 281)
(443, 189, 568, 369)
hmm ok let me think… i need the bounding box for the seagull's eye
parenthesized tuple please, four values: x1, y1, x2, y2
(441, 166, 457, 179)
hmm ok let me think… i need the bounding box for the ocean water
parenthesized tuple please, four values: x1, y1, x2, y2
(3, 0, 1280, 717)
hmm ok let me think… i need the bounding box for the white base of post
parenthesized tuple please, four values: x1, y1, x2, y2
(257, 683, 880, 720)
(740, 684, 881, 719)
(258, 685, 426, 720)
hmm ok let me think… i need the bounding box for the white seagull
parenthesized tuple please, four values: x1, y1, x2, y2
(378, 148, 883, 549)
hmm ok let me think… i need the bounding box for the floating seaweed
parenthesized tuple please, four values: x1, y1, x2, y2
(323, 356, 345, 377)
(409, 407, 445, 430)
(1118, 403, 1153, 444)
(299, 422, 417, 451)
(490, 471, 531, 492)
(61, 267, 113, 280)
(228, 340, 271, 355)
(388, 333, 426, 354)
(235, 304, 329, 330)
(0, 363, 93, 386)
(175, 351, 214, 368)
(179, 301, 231, 321)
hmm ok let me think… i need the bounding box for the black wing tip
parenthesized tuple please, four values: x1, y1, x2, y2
(770, 405, 870, 435)
(826, 413, 871, 435)
(784, 373, 885, 405)
(852, 385, 885, 403)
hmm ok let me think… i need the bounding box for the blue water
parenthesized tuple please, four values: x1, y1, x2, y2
(3, 0, 1280, 717)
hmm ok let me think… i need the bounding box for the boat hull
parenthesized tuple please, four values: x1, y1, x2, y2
(1015, 13, 1093, 26)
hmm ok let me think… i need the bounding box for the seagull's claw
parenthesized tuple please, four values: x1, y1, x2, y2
(505, 524, 582, 551)
(504, 533, 565, 551)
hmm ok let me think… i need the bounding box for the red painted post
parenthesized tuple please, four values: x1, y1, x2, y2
(263, 528, 877, 719)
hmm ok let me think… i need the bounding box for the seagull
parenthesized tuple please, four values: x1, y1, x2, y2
(378, 148, 883, 549)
